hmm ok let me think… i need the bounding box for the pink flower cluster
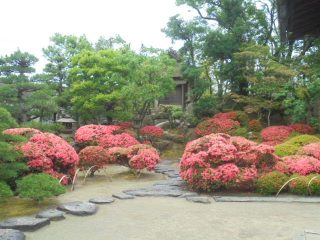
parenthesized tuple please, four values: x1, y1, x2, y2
(289, 123, 314, 134)
(3, 128, 42, 137)
(20, 132, 79, 184)
(275, 155, 320, 175)
(139, 126, 164, 138)
(180, 134, 278, 191)
(74, 125, 121, 144)
(260, 126, 294, 145)
(78, 146, 110, 170)
(213, 112, 238, 120)
(106, 144, 160, 171)
(97, 133, 139, 148)
(195, 118, 240, 136)
(298, 143, 320, 159)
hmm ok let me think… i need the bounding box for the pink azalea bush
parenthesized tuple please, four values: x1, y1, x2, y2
(180, 133, 279, 191)
(289, 123, 314, 134)
(260, 126, 294, 145)
(195, 118, 240, 136)
(3, 128, 42, 137)
(139, 126, 164, 138)
(213, 112, 238, 120)
(297, 143, 320, 160)
(97, 133, 139, 148)
(106, 144, 160, 171)
(74, 124, 121, 145)
(78, 146, 110, 171)
(20, 132, 79, 184)
(275, 155, 320, 176)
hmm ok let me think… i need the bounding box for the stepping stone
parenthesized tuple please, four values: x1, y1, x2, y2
(89, 197, 115, 204)
(0, 229, 25, 240)
(0, 217, 50, 232)
(153, 180, 186, 187)
(124, 185, 186, 197)
(186, 196, 211, 204)
(179, 192, 199, 198)
(57, 202, 97, 216)
(112, 193, 135, 200)
(36, 209, 65, 221)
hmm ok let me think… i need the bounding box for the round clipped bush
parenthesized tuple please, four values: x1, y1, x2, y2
(275, 155, 320, 176)
(97, 133, 139, 148)
(180, 134, 279, 191)
(213, 112, 238, 120)
(3, 128, 42, 138)
(20, 132, 79, 183)
(17, 173, 66, 201)
(195, 118, 240, 136)
(256, 171, 289, 195)
(261, 126, 294, 144)
(308, 174, 320, 196)
(78, 146, 110, 172)
(288, 175, 309, 195)
(275, 135, 320, 157)
(298, 143, 320, 160)
(289, 123, 315, 134)
(139, 126, 164, 138)
(248, 119, 262, 132)
(0, 181, 13, 200)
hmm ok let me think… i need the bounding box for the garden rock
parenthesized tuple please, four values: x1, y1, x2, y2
(124, 185, 186, 197)
(0, 229, 25, 240)
(36, 209, 65, 221)
(89, 197, 115, 204)
(0, 217, 50, 232)
(179, 192, 199, 198)
(153, 179, 186, 187)
(186, 196, 211, 204)
(112, 193, 135, 200)
(57, 201, 97, 216)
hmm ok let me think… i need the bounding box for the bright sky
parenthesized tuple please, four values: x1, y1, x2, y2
(0, 0, 193, 72)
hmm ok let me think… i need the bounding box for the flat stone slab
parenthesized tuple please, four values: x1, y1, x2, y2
(214, 196, 320, 203)
(0, 229, 25, 240)
(0, 217, 50, 232)
(112, 193, 135, 200)
(153, 180, 186, 187)
(89, 197, 115, 204)
(36, 209, 65, 221)
(57, 202, 97, 216)
(179, 192, 199, 198)
(186, 196, 211, 204)
(124, 185, 186, 197)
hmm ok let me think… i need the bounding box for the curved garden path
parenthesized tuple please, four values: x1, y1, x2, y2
(7, 161, 320, 240)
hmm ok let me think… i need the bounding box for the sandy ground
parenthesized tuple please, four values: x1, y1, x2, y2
(21, 164, 320, 240)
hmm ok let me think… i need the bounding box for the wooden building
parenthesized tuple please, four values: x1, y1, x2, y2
(158, 68, 189, 109)
(278, 0, 320, 41)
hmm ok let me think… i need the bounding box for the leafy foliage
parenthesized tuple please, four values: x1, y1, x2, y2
(17, 173, 66, 201)
(0, 181, 13, 200)
(256, 171, 289, 195)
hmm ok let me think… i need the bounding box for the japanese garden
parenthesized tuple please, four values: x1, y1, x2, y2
(1, 0, 320, 239)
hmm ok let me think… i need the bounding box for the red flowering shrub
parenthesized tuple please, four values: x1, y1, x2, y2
(106, 144, 160, 171)
(97, 133, 139, 148)
(116, 122, 133, 129)
(248, 119, 262, 132)
(78, 146, 110, 171)
(260, 126, 294, 144)
(3, 128, 42, 137)
(289, 123, 315, 134)
(275, 155, 320, 176)
(20, 133, 79, 184)
(180, 133, 278, 191)
(213, 112, 238, 120)
(139, 126, 164, 138)
(195, 118, 240, 136)
(74, 125, 121, 145)
(297, 143, 320, 160)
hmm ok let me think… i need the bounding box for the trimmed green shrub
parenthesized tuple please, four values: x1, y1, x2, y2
(275, 135, 320, 157)
(0, 181, 13, 200)
(193, 96, 217, 119)
(257, 171, 289, 195)
(308, 174, 320, 196)
(17, 173, 66, 201)
(20, 122, 64, 134)
(288, 175, 309, 195)
(235, 111, 249, 126)
(0, 107, 18, 131)
(232, 127, 248, 137)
